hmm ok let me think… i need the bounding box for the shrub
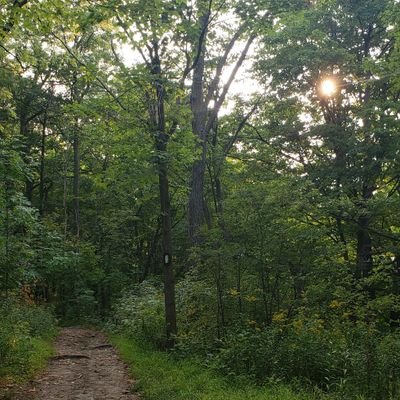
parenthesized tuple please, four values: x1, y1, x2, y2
(212, 319, 400, 400)
(343, 326, 400, 400)
(376, 332, 400, 399)
(0, 297, 56, 381)
(110, 279, 166, 348)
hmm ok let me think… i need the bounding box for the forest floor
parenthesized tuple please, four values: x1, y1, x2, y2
(2, 327, 139, 400)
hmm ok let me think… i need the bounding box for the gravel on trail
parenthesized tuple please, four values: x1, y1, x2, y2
(2, 327, 139, 400)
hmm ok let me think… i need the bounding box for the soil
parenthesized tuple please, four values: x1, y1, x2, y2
(2, 327, 139, 400)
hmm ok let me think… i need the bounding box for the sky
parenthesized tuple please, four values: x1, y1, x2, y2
(117, 38, 260, 115)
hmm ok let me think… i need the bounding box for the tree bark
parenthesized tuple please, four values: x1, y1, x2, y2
(72, 128, 80, 239)
(356, 185, 374, 278)
(2, 156, 12, 296)
(188, 11, 209, 245)
(20, 110, 34, 202)
(356, 215, 373, 278)
(39, 110, 47, 217)
(188, 20, 255, 245)
(216, 254, 225, 339)
(151, 46, 177, 346)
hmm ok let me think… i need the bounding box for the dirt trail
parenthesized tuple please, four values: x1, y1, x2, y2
(9, 327, 139, 400)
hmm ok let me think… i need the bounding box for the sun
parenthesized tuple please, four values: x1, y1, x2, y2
(320, 78, 337, 97)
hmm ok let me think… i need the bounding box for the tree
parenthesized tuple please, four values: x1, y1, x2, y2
(112, 0, 184, 343)
(187, 0, 257, 244)
(254, 0, 400, 286)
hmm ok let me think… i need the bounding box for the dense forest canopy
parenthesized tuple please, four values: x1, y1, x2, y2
(1, 0, 400, 398)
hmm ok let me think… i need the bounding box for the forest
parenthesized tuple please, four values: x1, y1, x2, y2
(1, 0, 400, 399)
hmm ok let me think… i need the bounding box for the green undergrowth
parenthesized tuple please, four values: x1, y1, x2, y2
(0, 298, 57, 384)
(0, 337, 54, 383)
(25, 337, 54, 376)
(111, 336, 336, 400)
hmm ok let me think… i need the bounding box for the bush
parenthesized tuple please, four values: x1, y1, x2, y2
(111, 335, 331, 400)
(376, 332, 400, 399)
(343, 327, 400, 400)
(110, 279, 166, 348)
(64, 287, 98, 324)
(212, 325, 345, 384)
(212, 319, 400, 400)
(0, 297, 56, 381)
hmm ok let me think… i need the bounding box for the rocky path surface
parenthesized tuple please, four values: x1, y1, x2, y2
(6, 327, 139, 400)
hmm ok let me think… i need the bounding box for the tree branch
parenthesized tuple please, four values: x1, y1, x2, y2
(2, 0, 29, 38)
(115, 15, 152, 69)
(223, 103, 258, 155)
(182, 0, 214, 81)
(204, 24, 246, 107)
(203, 33, 256, 140)
(52, 33, 127, 111)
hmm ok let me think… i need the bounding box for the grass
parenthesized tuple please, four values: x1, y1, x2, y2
(26, 337, 55, 378)
(111, 335, 336, 400)
(0, 337, 55, 384)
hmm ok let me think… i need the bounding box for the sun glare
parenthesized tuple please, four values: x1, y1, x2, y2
(320, 78, 337, 97)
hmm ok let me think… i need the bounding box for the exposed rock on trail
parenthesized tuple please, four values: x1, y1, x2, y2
(10, 327, 139, 400)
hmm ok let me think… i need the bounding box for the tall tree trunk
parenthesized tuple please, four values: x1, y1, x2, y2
(356, 215, 373, 278)
(260, 268, 271, 324)
(63, 149, 68, 238)
(39, 110, 47, 217)
(188, 11, 209, 245)
(188, 151, 207, 244)
(158, 150, 177, 345)
(72, 129, 80, 239)
(2, 157, 11, 296)
(20, 112, 34, 202)
(356, 186, 374, 278)
(187, 16, 255, 245)
(355, 63, 375, 280)
(216, 254, 225, 339)
(151, 48, 177, 346)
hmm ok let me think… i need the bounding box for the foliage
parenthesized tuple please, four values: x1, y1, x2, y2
(111, 277, 400, 399)
(111, 335, 333, 400)
(109, 280, 166, 347)
(1, 0, 400, 398)
(214, 321, 400, 399)
(0, 297, 56, 382)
